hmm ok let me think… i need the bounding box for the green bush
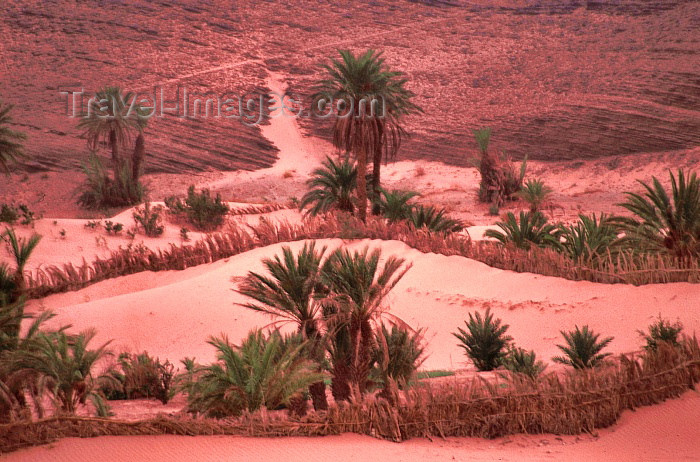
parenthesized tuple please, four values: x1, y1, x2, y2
(453, 309, 512, 371)
(552, 325, 613, 369)
(639, 316, 683, 351)
(165, 185, 229, 231)
(0, 204, 19, 224)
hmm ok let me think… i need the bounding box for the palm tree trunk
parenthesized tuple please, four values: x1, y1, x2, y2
(308, 381, 328, 411)
(109, 129, 120, 179)
(371, 125, 384, 215)
(132, 132, 145, 181)
(356, 148, 368, 222)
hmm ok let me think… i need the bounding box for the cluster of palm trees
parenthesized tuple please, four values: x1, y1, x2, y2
(215, 242, 420, 413)
(0, 229, 112, 421)
(485, 169, 700, 264)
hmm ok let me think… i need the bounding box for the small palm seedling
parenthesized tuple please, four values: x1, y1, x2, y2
(300, 156, 357, 216)
(485, 211, 562, 251)
(164, 186, 230, 231)
(517, 179, 553, 214)
(502, 347, 546, 379)
(408, 204, 463, 232)
(2, 228, 41, 299)
(559, 213, 619, 262)
(375, 188, 418, 222)
(552, 325, 613, 369)
(371, 323, 425, 389)
(616, 169, 700, 262)
(638, 315, 683, 351)
(185, 330, 323, 418)
(453, 308, 512, 371)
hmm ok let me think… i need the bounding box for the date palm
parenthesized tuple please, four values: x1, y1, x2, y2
(321, 246, 410, 398)
(0, 101, 26, 174)
(314, 49, 421, 221)
(300, 156, 357, 216)
(552, 325, 613, 369)
(616, 169, 700, 262)
(485, 211, 562, 251)
(237, 242, 329, 410)
(1, 228, 41, 301)
(375, 188, 419, 222)
(78, 86, 140, 177)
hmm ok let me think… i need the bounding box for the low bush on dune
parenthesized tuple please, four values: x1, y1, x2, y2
(165, 185, 230, 232)
(502, 347, 547, 379)
(101, 351, 175, 404)
(133, 201, 164, 237)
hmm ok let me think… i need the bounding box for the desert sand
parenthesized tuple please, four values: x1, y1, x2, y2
(2, 3, 700, 456)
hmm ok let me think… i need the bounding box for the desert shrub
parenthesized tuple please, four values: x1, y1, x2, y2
(77, 154, 144, 209)
(639, 316, 683, 351)
(0, 205, 19, 224)
(103, 221, 123, 235)
(485, 211, 562, 251)
(552, 325, 613, 369)
(102, 351, 175, 404)
(502, 347, 546, 378)
(615, 169, 700, 262)
(133, 201, 164, 237)
(300, 156, 357, 216)
(559, 213, 619, 262)
(375, 189, 419, 222)
(165, 186, 229, 231)
(408, 204, 463, 232)
(371, 323, 425, 389)
(517, 179, 552, 213)
(185, 330, 323, 418)
(453, 309, 512, 371)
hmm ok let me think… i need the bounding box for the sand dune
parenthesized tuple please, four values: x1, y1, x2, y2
(26, 238, 699, 372)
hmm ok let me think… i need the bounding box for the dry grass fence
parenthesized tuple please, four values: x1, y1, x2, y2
(22, 213, 700, 299)
(1, 337, 698, 454)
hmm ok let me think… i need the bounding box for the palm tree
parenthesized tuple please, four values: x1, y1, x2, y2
(131, 116, 147, 181)
(78, 86, 140, 177)
(186, 330, 324, 418)
(237, 242, 330, 410)
(560, 213, 619, 262)
(300, 157, 357, 216)
(485, 211, 562, 251)
(517, 178, 553, 214)
(408, 204, 464, 232)
(615, 169, 700, 262)
(0, 101, 27, 174)
(375, 188, 418, 222)
(552, 325, 613, 369)
(453, 308, 512, 371)
(314, 49, 422, 221)
(11, 328, 112, 414)
(321, 246, 410, 398)
(1, 228, 41, 301)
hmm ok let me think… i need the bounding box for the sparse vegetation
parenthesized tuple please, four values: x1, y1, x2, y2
(552, 326, 613, 369)
(502, 347, 547, 378)
(453, 309, 512, 371)
(165, 186, 229, 231)
(133, 201, 164, 237)
(77, 154, 144, 209)
(102, 351, 175, 404)
(104, 221, 123, 235)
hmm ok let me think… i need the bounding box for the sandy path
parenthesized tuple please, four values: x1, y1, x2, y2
(4, 390, 698, 462)
(27, 239, 700, 371)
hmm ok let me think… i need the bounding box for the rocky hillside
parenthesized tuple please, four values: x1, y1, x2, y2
(1, 0, 698, 172)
